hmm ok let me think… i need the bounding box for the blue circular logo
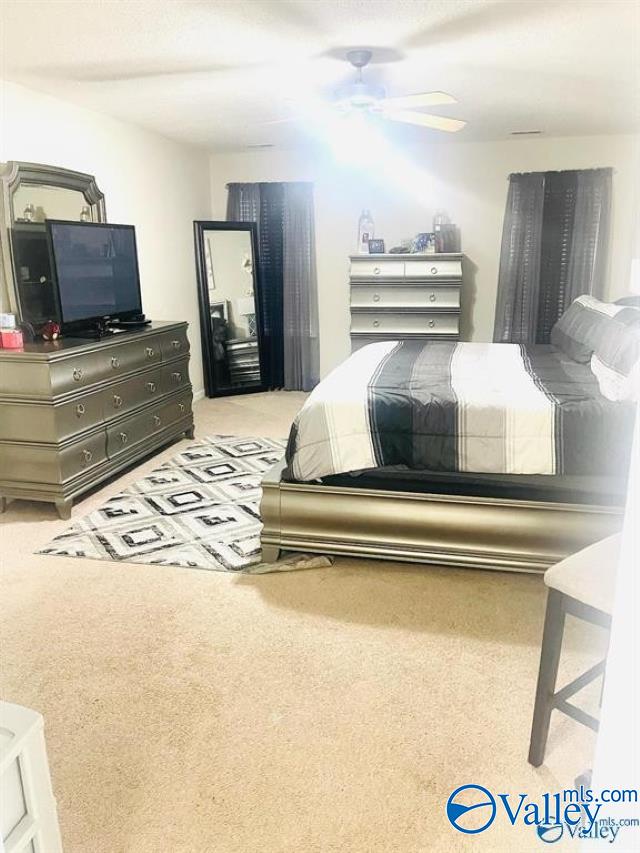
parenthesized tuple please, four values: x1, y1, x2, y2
(446, 784, 497, 834)
(537, 823, 564, 843)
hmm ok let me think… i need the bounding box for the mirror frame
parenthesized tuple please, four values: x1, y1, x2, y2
(193, 220, 266, 398)
(0, 161, 107, 316)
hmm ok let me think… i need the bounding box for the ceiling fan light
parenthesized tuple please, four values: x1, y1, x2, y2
(335, 80, 386, 110)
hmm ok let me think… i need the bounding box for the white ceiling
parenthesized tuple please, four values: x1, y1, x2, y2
(1, 0, 639, 150)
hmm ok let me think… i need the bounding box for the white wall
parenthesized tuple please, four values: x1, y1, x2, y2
(0, 81, 210, 393)
(209, 134, 639, 377)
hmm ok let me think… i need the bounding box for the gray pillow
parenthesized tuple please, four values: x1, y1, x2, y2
(591, 308, 640, 401)
(550, 296, 619, 363)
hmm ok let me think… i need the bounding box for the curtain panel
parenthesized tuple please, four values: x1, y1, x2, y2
(494, 168, 612, 344)
(226, 182, 319, 391)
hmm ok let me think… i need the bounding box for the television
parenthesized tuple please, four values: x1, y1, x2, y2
(46, 220, 143, 331)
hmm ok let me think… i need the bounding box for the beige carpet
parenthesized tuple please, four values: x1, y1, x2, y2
(0, 392, 606, 853)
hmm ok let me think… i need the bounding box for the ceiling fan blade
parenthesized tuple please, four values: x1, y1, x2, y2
(260, 116, 302, 125)
(384, 110, 466, 132)
(380, 91, 457, 111)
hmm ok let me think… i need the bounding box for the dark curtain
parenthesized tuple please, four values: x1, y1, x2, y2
(226, 182, 319, 391)
(257, 183, 285, 389)
(493, 173, 545, 343)
(282, 183, 320, 391)
(494, 168, 612, 344)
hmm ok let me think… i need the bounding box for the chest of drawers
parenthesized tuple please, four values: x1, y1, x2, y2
(349, 253, 463, 350)
(0, 321, 194, 518)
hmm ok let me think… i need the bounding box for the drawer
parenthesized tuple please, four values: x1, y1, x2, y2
(50, 350, 110, 397)
(403, 259, 462, 279)
(0, 391, 103, 443)
(350, 312, 460, 336)
(100, 336, 163, 379)
(351, 284, 461, 310)
(146, 392, 193, 436)
(158, 328, 190, 360)
(161, 358, 190, 394)
(349, 259, 405, 280)
(60, 432, 107, 482)
(106, 411, 151, 459)
(0, 432, 107, 485)
(103, 367, 164, 420)
(106, 393, 192, 459)
(162, 392, 193, 427)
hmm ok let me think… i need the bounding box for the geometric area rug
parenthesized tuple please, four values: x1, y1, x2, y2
(37, 435, 287, 573)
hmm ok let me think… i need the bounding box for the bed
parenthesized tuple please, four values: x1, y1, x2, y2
(260, 338, 635, 572)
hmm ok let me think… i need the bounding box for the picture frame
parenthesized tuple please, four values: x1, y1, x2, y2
(368, 238, 385, 254)
(209, 300, 228, 321)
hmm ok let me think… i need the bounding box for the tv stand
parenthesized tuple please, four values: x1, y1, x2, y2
(0, 321, 194, 518)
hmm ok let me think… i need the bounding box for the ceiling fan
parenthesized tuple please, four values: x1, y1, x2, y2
(329, 49, 466, 133)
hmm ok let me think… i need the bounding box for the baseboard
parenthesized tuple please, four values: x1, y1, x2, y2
(193, 388, 205, 402)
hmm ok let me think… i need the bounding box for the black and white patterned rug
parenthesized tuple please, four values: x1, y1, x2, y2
(38, 435, 286, 573)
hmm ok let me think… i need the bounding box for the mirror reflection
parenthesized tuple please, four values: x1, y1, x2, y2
(12, 185, 94, 223)
(196, 224, 263, 396)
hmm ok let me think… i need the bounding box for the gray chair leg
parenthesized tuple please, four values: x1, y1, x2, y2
(528, 589, 566, 767)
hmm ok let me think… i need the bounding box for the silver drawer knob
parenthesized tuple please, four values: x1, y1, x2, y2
(429, 293, 437, 302)
(72, 368, 83, 382)
(373, 266, 381, 275)
(119, 432, 128, 444)
(372, 320, 380, 328)
(179, 403, 185, 413)
(145, 347, 155, 358)
(146, 381, 156, 393)
(430, 266, 438, 275)
(111, 356, 120, 369)
(153, 415, 161, 427)
(373, 294, 381, 302)
(429, 319, 436, 328)
(113, 394, 123, 408)
(172, 372, 182, 383)
(82, 449, 93, 463)
(75, 403, 85, 417)
(171, 339, 181, 350)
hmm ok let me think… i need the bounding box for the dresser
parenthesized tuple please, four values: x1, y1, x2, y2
(0, 321, 194, 518)
(349, 253, 463, 350)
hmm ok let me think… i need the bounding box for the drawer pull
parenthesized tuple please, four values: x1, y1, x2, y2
(178, 403, 185, 413)
(145, 347, 155, 358)
(75, 403, 86, 417)
(429, 293, 437, 302)
(172, 372, 182, 383)
(82, 449, 93, 463)
(113, 394, 123, 408)
(119, 432, 128, 445)
(373, 266, 381, 275)
(146, 381, 156, 393)
(171, 339, 181, 350)
(111, 356, 120, 369)
(430, 266, 438, 275)
(153, 415, 161, 427)
(428, 319, 436, 328)
(72, 368, 83, 382)
(372, 294, 381, 302)
(372, 320, 380, 328)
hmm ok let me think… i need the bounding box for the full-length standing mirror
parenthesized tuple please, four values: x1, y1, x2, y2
(194, 221, 265, 397)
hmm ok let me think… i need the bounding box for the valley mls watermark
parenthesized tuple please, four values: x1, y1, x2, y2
(445, 783, 639, 843)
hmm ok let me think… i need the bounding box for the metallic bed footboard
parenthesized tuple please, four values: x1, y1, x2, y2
(259, 458, 623, 573)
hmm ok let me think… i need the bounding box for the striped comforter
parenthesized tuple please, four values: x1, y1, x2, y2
(284, 340, 635, 481)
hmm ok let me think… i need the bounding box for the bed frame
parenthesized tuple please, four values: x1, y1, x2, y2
(260, 458, 623, 573)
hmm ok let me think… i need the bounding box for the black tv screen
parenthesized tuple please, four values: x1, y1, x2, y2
(46, 221, 142, 326)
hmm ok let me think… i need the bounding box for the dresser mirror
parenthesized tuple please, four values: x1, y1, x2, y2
(194, 221, 265, 397)
(0, 161, 106, 321)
